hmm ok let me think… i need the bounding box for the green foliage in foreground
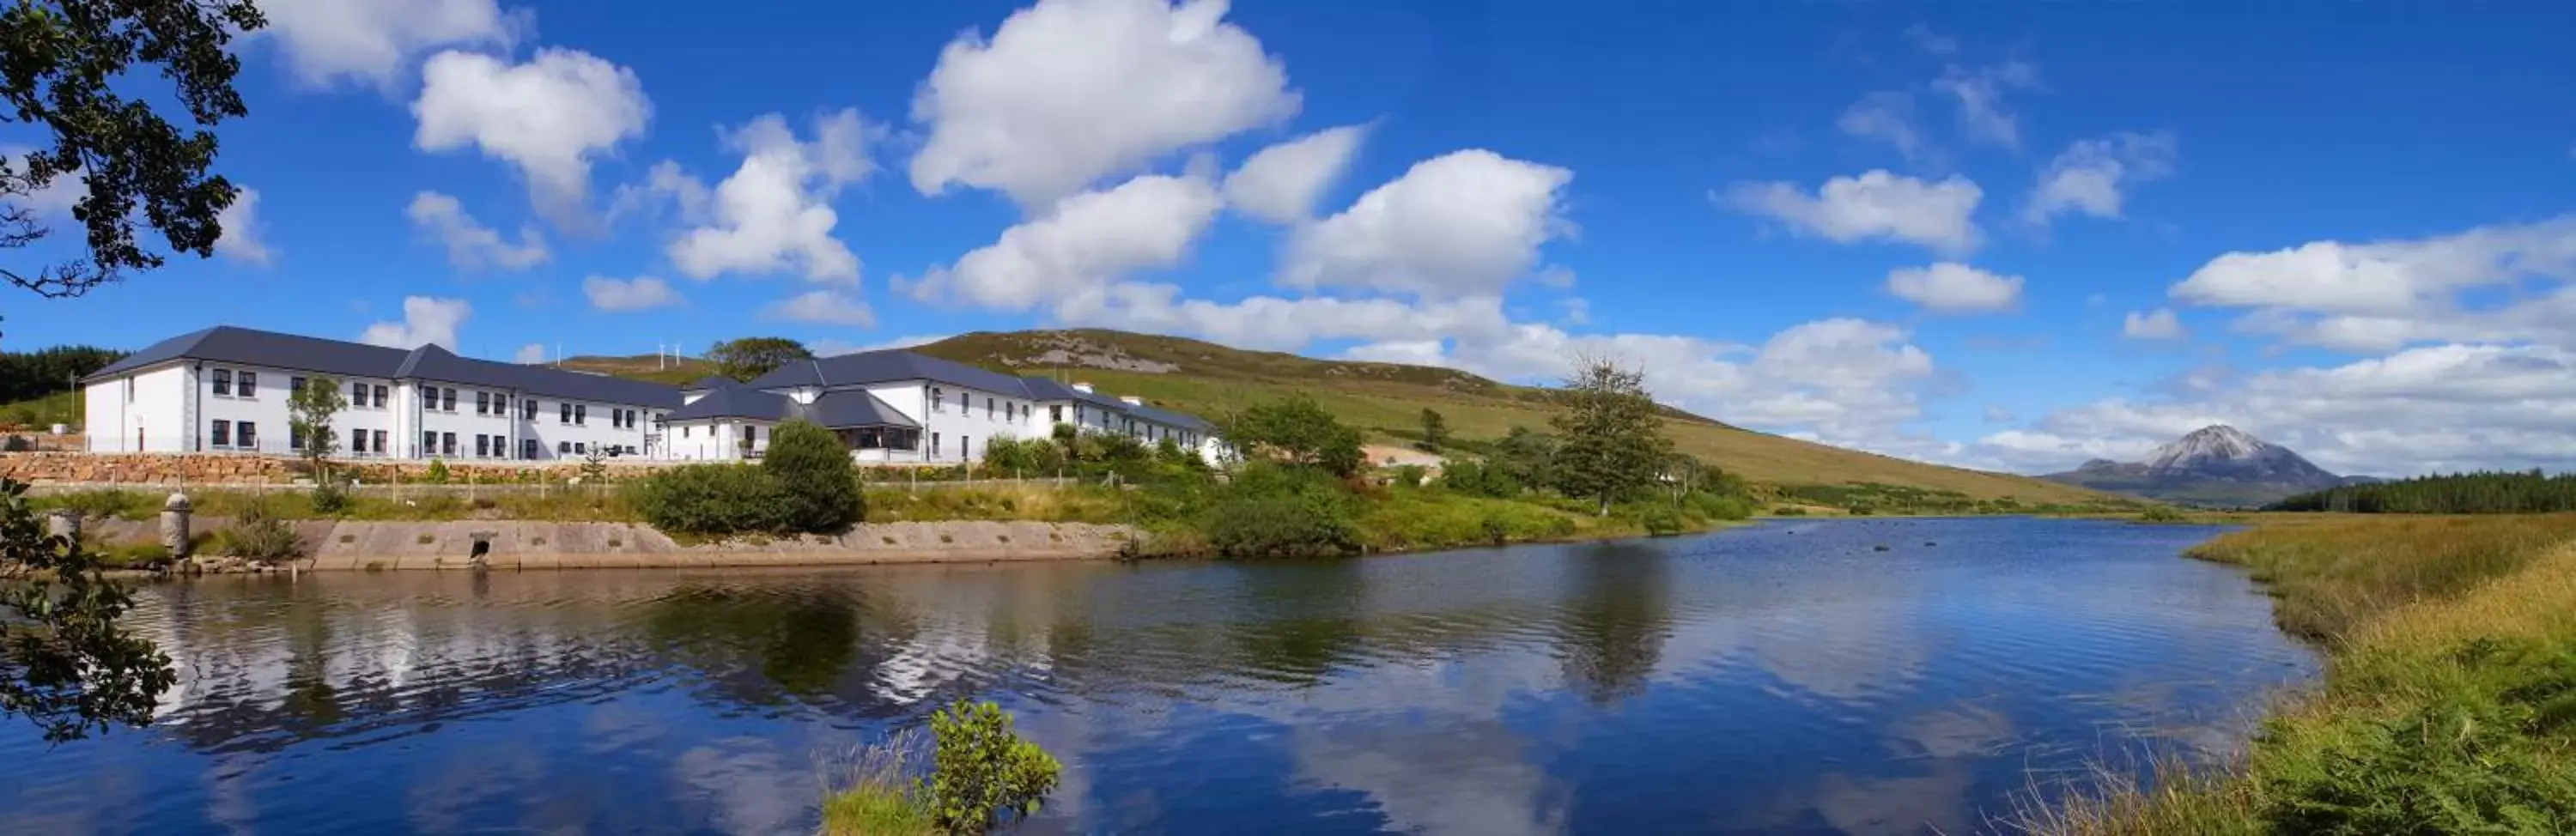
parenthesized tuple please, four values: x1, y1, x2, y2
(2271, 469, 2576, 514)
(2038, 515, 2576, 835)
(0, 479, 175, 743)
(927, 700, 1062, 834)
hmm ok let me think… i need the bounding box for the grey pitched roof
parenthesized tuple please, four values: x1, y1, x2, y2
(86, 326, 408, 381)
(747, 349, 1036, 397)
(81, 325, 679, 408)
(664, 384, 918, 428)
(796, 391, 918, 428)
(666, 383, 790, 422)
(1131, 403, 1214, 431)
(1020, 376, 1131, 411)
(680, 375, 735, 391)
(396, 344, 679, 408)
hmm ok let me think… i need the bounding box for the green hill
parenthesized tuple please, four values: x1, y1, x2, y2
(568, 329, 2117, 506)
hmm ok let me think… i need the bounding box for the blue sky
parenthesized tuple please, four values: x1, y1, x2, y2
(7, 0, 2573, 476)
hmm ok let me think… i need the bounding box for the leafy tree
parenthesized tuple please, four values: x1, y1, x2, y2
(1, 0, 266, 306)
(1417, 408, 1449, 453)
(1491, 426, 1558, 494)
(0, 478, 175, 742)
(287, 373, 345, 476)
(764, 420, 861, 532)
(1549, 357, 1673, 515)
(1220, 396, 1364, 477)
(707, 336, 813, 382)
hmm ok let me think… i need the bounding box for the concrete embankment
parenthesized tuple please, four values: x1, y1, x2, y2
(92, 518, 1140, 571)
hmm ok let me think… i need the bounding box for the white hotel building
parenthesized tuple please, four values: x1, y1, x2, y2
(80, 326, 1220, 464)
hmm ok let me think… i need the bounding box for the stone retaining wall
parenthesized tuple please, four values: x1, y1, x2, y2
(0, 452, 659, 486)
(86, 518, 1137, 570)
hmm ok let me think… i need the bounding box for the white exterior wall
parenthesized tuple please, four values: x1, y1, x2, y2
(83, 365, 188, 451)
(660, 418, 771, 461)
(912, 380, 1042, 463)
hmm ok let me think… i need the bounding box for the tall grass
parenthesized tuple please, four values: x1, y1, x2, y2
(818, 731, 935, 836)
(2029, 513, 2576, 835)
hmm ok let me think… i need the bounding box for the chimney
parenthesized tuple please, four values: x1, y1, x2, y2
(1119, 395, 1143, 406)
(1072, 381, 1094, 394)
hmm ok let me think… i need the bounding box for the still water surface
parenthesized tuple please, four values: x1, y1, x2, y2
(0, 518, 2313, 835)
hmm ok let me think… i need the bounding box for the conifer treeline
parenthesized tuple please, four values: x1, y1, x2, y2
(2269, 469, 2576, 513)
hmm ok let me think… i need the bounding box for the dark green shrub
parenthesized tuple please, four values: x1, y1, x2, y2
(1640, 506, 1684, 536)
(423, 458, 450, 484)
(765, 420, 863, 533)
(2137, 505, 2187, 523)
(1441, 460, 1519, 498)
(310, 479, 352, 515)
(631, 463, 786, 535)
(1206, 466, 1359, 558)
(927, 700, 1061, 835)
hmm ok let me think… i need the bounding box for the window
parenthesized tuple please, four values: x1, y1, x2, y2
(960, 391, 969, 412)
(210, 420, 231, 447)
(561, 403, 572, 423)
(477, 391, 490, 415)
(441, 433, 457, 456)
(1051, 405, 1063, 422)
(351, 427, 367, 453)
(932, 387, 945, 412)
(239, 372, 257, 397)
(373, 385, 388, 408)
(440, 387, 457, 412)
(524, 399, 538, 420)
(211, 369, 232, 396)
(351, 381, 367, 406)
(373, 430, 386, 454)
(574, 404, 586, 425)
(238, 422, 258, 449)
(681, 425, 690, 439)
(963, 435, 971, 459)
(558, 441, 570, 454)
(290, 425, 305, 451)
(292, 376, 307, 394)
(475, 434, 489, 457)
(423, 431, 437, 455)
(987, 397, 995, 418)
(574, 442, 586, 455)
(522, 439, 538, 459)
(933, 433, 941, 456)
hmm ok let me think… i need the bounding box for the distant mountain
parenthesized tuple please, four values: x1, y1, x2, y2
(2044, 425, 2371, 506)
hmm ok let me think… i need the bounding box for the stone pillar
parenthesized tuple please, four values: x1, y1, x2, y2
(161, 492, 192, 560)
(45, 509, 79, 542)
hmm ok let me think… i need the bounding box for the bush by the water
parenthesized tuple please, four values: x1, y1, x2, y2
(764, 421, 864, 532)
(633, 420, 862, 536)
(927, 700, 1062, 834)
(1205, 465, 1360, 558)
(211, 501, 304, 561)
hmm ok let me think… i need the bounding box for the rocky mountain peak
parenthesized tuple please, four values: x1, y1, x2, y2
(2144, 424, 2271, 470)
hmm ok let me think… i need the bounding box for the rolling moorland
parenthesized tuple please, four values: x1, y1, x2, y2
(561, 328, 2123, 508)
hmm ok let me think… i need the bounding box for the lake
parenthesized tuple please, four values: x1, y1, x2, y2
(0, 518, 2314, 835)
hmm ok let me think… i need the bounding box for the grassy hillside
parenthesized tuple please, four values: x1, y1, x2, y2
(553, 353, 716, 386)
(562, 329, 2120, 505)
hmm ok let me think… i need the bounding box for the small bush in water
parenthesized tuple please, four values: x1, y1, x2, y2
(928, 700, 1061, 834)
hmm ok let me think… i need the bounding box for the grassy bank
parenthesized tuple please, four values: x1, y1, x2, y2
(2030, 513, 2576, 834)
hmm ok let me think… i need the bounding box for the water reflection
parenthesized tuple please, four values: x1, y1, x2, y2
(0, 518, 2315, 835)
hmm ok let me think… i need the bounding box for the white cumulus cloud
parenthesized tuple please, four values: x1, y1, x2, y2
(359, 296, 471, 350)
(910, 173, 1225, 310)
(255, 0, 525, 89)
(405, 191, 549, 270)
(1722, 170, 1983, 252)
(764, 289, 875, 326)
(583, 276, 683, 312)
(664, 109, 878, 284)
(908, 0, 1299, 207)
(1886, 263, 2022, 312)
(2169, 213, 2576, 350)
(213, 188, 275, 266)
(1930, 62, 2038, 150)
(1838, 91, 1923, 161)
(1223, 124, 1368, 224)
(2025, 131, 2176, 226)
(2123, 308, 2185, 340)
(1282, 149, 1575, 298)
(413, 48, 651, 227)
